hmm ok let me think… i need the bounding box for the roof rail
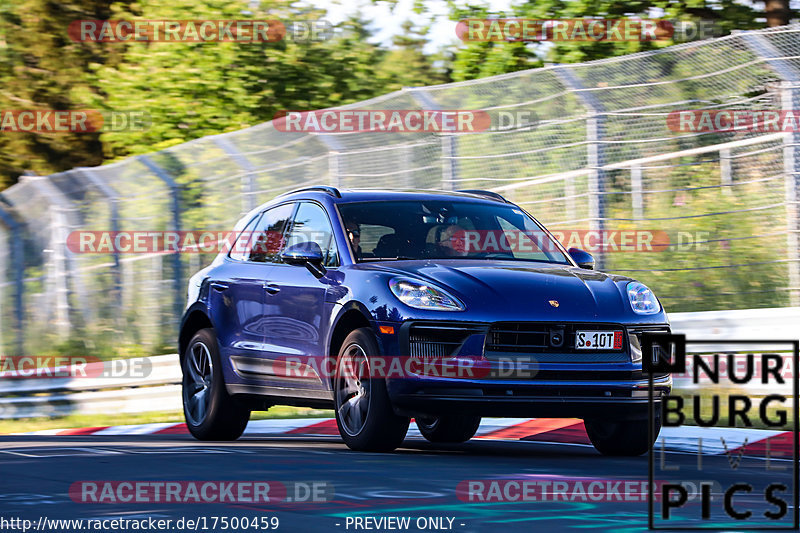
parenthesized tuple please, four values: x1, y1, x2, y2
(278, 186, 342, 198)
(456, 189, 509, 203)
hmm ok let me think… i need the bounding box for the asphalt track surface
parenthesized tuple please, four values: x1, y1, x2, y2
(0, 433, 795, 532)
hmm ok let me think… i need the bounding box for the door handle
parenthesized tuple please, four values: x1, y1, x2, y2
(210, 282, 229, 291)
(264, 283, 281, 295)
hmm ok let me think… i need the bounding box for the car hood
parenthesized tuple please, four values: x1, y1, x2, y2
(362, 259, 645, 322)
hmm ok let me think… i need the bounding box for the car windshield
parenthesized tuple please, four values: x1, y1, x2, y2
(337, 199, 570, 264)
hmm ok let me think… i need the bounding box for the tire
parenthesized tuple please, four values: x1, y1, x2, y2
(416, 415, 481, 443)
(584, 409, 661, 456)
(182, 328, 250, 441)
(333, 328, 410, 452)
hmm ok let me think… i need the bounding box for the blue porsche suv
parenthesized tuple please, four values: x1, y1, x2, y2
(179, 187, 671, 454)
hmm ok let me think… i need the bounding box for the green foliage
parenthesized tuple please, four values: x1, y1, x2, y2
(0, 0, 783, 184)
(0, 0, 449, 187)
(445, 0, 764, 81)
(602, 157, 789, 312)
(0, 0, 117, 187)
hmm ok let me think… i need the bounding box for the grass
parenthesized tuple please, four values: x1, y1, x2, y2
(0, 406, 334, 435)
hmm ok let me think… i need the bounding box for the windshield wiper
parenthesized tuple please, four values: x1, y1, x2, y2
(359, 256, 415, 262)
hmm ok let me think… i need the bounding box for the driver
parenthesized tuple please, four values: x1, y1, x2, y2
(345, 220, 362, 260)
(438, 224, 469, 257)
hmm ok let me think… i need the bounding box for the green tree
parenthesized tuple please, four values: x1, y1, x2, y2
(446, 0, 765, 80)
(377, 19, 449, 90)
(0, 0, 121, 188)
(1, 0, 447, 187)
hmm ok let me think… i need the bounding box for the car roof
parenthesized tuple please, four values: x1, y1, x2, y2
(266, 187, 509, 206)
(234, 188, 514, 228)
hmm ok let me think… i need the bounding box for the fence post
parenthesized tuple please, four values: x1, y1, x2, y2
(214, 136, 257, 212)
(719, 148, 732, 191)
(740, 31, 800, 306)
(555, 67, 607, 269)
(137, 155, 185, 324)
(441, 137, 457, 191)
(316, 134, 345, 188)
(407, 88, 458, 191)
(76, 168, 123, 316)
(401, 144, 413, 188)
(0, 203, 25, 355)
(328, 151, 341, 187)
(23, 176, 72, 337)
(631, 167, 643, 220)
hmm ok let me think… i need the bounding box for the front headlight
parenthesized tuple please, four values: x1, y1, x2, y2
(389, 278, 465, 311)
(626, 281, 660, 315)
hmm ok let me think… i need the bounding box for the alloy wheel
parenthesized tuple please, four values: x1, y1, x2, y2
(335, 343, 371, 436)
(183, 341, 214, 426)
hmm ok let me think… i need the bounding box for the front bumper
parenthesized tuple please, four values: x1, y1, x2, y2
(380, 319, 672, 420)
(387, 373, 672, 419)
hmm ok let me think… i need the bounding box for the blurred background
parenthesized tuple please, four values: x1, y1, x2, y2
(0, 0, 799, 426)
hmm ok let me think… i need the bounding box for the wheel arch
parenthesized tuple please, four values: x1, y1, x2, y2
(178, 305, 215, 359)
(327, 303, 374, 385)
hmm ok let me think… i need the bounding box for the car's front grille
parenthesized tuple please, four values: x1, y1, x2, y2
(408, 323, 484, 358)
(487, 323, 550, 353)
(484, 322, 629, 362)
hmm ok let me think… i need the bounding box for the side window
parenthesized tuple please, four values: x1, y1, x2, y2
(228, 214, 261, 261)
(284, 202, 338, 267)
(248, 203, 295, 263)
(229, 203, 294, 263)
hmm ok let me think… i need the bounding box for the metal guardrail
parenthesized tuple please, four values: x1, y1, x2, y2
(668, 306, 800, 351)
(0, 354, 181, 419)
(670, 307, 800, 396)
(0, 308, 798, 419)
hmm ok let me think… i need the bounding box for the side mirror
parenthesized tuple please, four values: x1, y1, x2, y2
(280, 241, 327, 278)
(568, 247, 595, 270)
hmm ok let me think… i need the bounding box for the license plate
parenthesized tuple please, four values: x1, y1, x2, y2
(575, 330, 623, 350)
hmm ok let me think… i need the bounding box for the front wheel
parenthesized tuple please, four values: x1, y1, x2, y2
(182, 328, 250, 441)
(416, 415, 481, 443)
(333, 328, 409, 452)
(584, 412, 661, 456)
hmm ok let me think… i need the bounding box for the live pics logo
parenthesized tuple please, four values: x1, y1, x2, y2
(645, 334, 800, 530)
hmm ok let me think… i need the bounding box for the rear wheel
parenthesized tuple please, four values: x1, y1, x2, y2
(416, 415, 481, 443)
(182, 328, 250, 441)
(584, 410, 661, 456)
(333, 328, 409, 452)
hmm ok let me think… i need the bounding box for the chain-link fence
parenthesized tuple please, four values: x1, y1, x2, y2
(1, 25, 799, 358)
